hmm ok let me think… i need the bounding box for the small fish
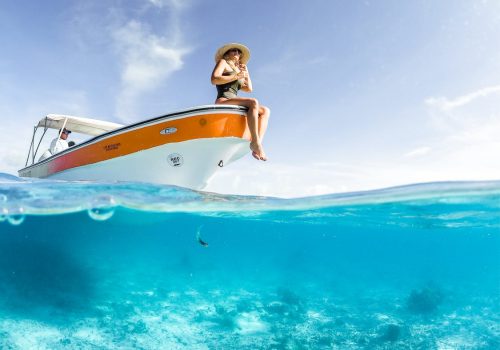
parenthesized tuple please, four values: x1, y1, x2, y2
(196, 226, 209, 247)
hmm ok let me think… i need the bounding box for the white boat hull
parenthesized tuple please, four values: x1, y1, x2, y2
(47, 137, 249, 189)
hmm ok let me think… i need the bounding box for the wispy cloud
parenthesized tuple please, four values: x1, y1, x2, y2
(425, 84, 500, 134)
(112, 19, 190, 122)
(425, 85, 500, 112)
(109, 1, 192, 122)
(421, 85, 500, 180)
(65, 1, 193, 123)
(404, 146, 432, 158)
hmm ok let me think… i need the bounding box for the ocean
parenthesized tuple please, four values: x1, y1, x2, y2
(0, 173, 499, 349)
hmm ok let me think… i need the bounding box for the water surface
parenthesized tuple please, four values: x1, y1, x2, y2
(0, 175, 499, 349)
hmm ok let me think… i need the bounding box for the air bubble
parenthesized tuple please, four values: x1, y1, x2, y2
(0, 194, 7, 203)
(0, 207, 7, 222)
(6, 207, 25, 226)
(88, 196, 116, 221)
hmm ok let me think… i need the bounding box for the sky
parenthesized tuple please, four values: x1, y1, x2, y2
(0, 0, 499, 197)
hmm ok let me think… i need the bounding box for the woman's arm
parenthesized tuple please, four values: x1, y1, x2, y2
(239, 64, 253, 92)
(211, 60, 242, 85)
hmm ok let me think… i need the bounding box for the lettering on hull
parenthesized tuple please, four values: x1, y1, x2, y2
(104, 143, 121, 151)
(167, 153, 184, 167)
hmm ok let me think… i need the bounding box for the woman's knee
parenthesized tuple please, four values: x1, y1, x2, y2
(259, 105, 271, 118)
(248, 98, 259, 109)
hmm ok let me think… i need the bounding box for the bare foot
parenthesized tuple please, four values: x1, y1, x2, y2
(250, 142, 267, 161)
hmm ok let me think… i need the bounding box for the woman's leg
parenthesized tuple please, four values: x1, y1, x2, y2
(215, 97, 267, 160)
(258, 105, 270, 141)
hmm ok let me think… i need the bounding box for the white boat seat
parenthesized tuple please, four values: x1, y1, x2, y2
(38, 149, 52, 162)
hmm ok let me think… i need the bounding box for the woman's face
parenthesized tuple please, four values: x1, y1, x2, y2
(225, 48, 242, 61)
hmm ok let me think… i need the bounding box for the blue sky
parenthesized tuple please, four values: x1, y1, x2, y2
(1, 0, 499, 197)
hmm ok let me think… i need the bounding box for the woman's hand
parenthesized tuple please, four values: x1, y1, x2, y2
(238, 64, 252, 92)
(235, 71, 246, 80)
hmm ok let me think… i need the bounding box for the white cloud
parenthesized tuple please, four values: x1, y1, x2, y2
(65, 1, 192, 123)
(113, 20, 190, 122)
(425, 85, 500, 112)
(404, 146, 431, 158)
(425, 84, 500, 138)
(421, 85, 500, 180)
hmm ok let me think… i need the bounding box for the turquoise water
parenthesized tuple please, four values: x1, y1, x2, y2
(0, 174, 499, 349)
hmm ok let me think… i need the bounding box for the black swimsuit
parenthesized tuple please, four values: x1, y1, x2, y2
(216, 66, 241, 99)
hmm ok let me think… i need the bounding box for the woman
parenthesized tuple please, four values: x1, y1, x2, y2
(211, 43, 270, 161)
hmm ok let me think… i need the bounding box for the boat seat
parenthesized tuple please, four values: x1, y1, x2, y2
(38, 149, 52, 162)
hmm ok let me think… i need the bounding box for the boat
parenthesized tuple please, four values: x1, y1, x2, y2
(18, 105, 251, 189)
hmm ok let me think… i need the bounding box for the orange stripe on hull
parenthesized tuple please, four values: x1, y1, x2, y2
(46, 112, 250, 175)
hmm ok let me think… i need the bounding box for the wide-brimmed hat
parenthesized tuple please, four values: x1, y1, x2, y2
(214, 43, 250, 64)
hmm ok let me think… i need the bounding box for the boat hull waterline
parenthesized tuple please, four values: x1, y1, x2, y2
(18, 106, 251, 189)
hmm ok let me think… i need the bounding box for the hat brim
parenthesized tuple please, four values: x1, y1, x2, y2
(215, 43, 250, 64)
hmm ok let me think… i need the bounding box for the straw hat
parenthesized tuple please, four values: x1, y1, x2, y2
(214, 43, 251, 64)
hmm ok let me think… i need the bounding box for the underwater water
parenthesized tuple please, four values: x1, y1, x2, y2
(0, 174, 499, 349)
